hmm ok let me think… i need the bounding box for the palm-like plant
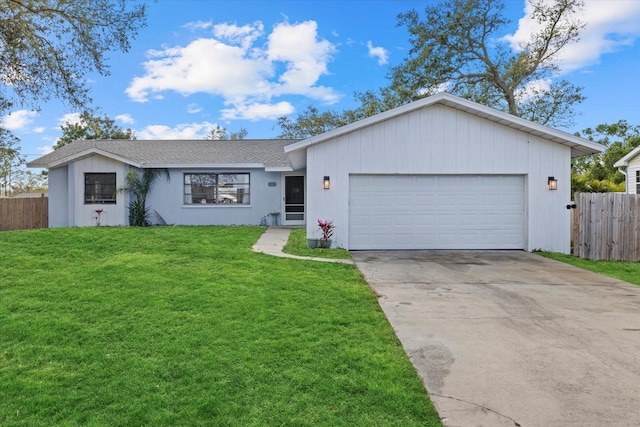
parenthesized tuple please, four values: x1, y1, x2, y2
(122, 168, 169, 226)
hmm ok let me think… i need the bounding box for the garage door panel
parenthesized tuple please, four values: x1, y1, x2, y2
(349, 175, 524, 250)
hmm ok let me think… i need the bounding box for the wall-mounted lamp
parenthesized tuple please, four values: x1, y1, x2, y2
(548, 176, 558, 191)
(323, 176, 330, 190)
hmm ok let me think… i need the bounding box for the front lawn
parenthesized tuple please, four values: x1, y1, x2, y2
(0, 226, 440, 426)
(538, 251, 640, 286)
(283, 227, 352, 259)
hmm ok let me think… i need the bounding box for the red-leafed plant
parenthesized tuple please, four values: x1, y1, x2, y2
(317, 219, 334, 241)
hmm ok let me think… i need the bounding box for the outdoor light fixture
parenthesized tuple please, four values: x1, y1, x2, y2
(323, 176, 330, 190)
(548, 176, 558, 190)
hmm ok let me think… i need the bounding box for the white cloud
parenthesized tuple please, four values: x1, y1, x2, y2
(2, 110, 37, 130)
(183, 20, 213, 31)
(126, 37, 273, 101)
(187, 103, 202, 114)
(58, 112, 81, 127)
(213, 21, 264, 49)
(126, 19, 339, 121)
(266, 21, 337, 98)
(116, 114, 134, 125)
(221, 100, 294, 121)
(515, 78, 552, 102)
(367, 41, 389, 65)
(137, 121, 218, 139)
(33, 127, 45, 134)
(505, 0, 640, 74)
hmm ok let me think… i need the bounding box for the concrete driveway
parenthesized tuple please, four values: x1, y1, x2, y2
(351, 250, 640, 427)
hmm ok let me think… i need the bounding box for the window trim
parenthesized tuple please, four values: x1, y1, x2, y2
(84, 173, 117, 204)
(183, 172, 250, 206)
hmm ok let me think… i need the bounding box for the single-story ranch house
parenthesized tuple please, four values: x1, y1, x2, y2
(29, 93, 603, 253)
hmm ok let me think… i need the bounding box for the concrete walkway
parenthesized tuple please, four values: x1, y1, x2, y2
(252, 227, 354, 264)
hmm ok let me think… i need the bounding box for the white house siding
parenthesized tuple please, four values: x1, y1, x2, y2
(306, 104, 571, 253)
(145, 169, 284, 226)
(72, 155, 127, 227)
(624, 156, 640, 194)
(48, 167, 69, 228)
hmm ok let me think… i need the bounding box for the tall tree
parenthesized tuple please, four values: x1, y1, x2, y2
(206, 125, 248, 140)
(11, 169, 47, 194)
(384, 0, 586, 128)
(276, 106, 353, 139)
(0, 0, 148, 115)
(54, 111, 135, 149)
(0, 128, 25, 196)
(229, 128, 248, 140)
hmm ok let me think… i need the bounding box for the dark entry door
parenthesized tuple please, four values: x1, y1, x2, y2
(284, 175, 305, 224)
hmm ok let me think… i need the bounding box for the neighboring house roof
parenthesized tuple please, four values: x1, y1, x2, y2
(27, 139, 301, 171)
(285, 93, 604, 169)
(613, 146, 640, 168)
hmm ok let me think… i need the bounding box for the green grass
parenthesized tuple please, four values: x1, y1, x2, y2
(538, 251, 640, 286)
(283, 228, 352, 259)
(0, 226, 440, 426)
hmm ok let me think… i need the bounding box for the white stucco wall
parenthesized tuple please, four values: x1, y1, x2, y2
(305, 104, 571, 253)
(145, 169, 284, 226)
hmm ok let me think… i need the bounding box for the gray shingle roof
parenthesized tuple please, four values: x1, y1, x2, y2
(28, 139, 301, 169)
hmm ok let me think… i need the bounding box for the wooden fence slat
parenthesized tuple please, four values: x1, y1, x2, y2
(0, 197, 48, 231)
(572, 192, 640, 261)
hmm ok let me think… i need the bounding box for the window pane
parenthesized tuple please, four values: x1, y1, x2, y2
(217, 173, 250, 204)
(85, 173, 116, 204)
(183, 173, 250, 205)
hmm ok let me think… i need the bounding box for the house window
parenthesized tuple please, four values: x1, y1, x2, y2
(184, 173, 250, 205)
(636, 171, 640, 194)
(85, 173, 116, 204)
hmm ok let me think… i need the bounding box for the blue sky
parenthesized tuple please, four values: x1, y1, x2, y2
(4, 0, 640, 163)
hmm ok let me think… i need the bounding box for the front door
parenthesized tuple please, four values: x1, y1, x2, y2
(283, 175, 305, 225)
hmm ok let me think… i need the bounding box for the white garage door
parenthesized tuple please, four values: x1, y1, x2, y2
(349, 175, 525, 250)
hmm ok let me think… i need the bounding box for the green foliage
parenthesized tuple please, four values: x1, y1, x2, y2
(0, 226, 441, 426)
(122, 168, 169, 226)
(127, 197, 150, 227)
(571, 120, 640, 196)
(0, 0, 148, 115)
(0, 128, 25, 196)
(9, 169, 47, 194)
(388, 0, 585, 127)
(276, 106, 354, 139)
(206, 125, 249, 140)
(54, 111, 136, 149)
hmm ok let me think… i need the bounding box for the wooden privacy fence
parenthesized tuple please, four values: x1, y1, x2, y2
(572, 192, 640, 261)
(0, 197, 48, 231)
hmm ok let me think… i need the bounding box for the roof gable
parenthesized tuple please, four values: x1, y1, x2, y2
(284, 93, 603, 168)
(614, 146, 640, 168)
(28, 139, 301, 170)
